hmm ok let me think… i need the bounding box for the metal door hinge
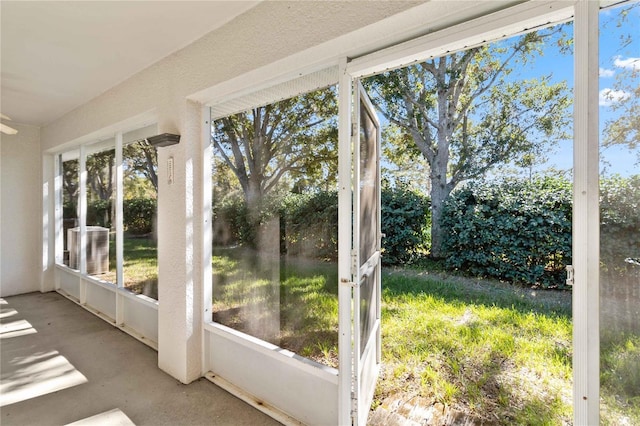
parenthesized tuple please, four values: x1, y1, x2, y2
(566, 265, 574, 287)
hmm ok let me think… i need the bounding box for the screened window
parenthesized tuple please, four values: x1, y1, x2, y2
(211, 85, 340, 367)
(56, 124, 158, 300)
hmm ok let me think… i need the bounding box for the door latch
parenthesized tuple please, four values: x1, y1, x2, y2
(566, 265, 574, 287)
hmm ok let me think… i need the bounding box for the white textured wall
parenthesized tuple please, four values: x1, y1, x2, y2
(1, 124, 42, 296)
(157, 99, 206, 382)
(41, 1, 423, 149)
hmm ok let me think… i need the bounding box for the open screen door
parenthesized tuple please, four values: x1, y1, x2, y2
(352, 81, 382, 426)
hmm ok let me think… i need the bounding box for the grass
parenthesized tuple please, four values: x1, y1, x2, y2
(99, 241, 638, 423)
(102, 236, 158, 298)
(212, 247, 339, 367)
(377, 269, 573, 424)
(601, 332, 640, 425)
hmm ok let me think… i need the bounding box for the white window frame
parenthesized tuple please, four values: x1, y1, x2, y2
(344, 1, 600, 424)
(52, 119, 160, 349)
(200, 1, 606, 423)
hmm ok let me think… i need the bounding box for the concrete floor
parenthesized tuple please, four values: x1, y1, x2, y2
(1, 292, 282, 426)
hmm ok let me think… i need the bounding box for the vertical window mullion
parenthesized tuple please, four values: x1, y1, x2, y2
(79, 144, 88, 276)
(202, 106, 213, 375)
(54, 155, 63, 265)
(573, 1, 600, 424)
(337, 58, 354, 426)
(116, 132, 124, 287)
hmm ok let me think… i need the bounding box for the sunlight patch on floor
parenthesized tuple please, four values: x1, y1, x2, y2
(65, 408, 136, 426)
(0, 308, 18, 319)
(0, 318, 37, 339)
(0, 350, 88, 406)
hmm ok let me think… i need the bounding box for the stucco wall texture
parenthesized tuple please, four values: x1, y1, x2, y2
(41, 1, 423, 151)
(1, 124, 42, 297)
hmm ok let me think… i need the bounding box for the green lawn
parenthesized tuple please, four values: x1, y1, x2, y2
(378, 269, 573, 424)
(211, 251, 639, 424)
(103, 236, 158, 298)
(100, 242, 637, 423)
(212, 247, 339, 366)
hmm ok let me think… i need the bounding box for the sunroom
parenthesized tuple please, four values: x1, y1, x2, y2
(1, 1, 637, 425)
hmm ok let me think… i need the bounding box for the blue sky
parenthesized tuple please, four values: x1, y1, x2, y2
(517, 4, 640, 177)
(378, 3, 639, 183)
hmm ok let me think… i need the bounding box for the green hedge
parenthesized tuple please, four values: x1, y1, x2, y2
(600, 175, 640, 279)
(123, 198, 156, 235)
(281, 191, 339, 260)
(64, 198, 156, 235)
(212, 187, 430, 264)
(210, 175, 639, 278)
(87, 199, 112, 228)
(381, 184, 430, 265)
(441, 177, 572, 288)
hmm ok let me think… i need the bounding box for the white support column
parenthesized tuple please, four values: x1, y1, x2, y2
(157, 99, 205, 384)
(79, 144, 87, 303)
(573, 1, 600, 424)
(201, 105, 213, 375)
(338, 58, 354, 426)
(53, 153, 63, 291)
(42, 153, 57, 293)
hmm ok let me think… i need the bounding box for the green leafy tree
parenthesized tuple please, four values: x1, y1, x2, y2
(601, 4, 639, 163)
(62, 159, 79, 210)
(381, 126, 431, 194)
(123, 140, 158, 193)
(86, 149, 115, 201)
(123, 176, 156, 200)
(212, 88, 338, 214)
(365, 29, 571, 258)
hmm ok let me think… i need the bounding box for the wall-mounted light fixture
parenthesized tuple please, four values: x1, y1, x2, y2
(147, 133, 181, 147)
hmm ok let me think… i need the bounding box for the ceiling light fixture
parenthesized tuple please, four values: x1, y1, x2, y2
(147, 133, 180, 147)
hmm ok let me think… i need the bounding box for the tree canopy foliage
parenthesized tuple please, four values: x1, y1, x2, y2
(601, 4, 640, 164)
(62, 140, 158, 211)
(212, 87, 338, 212)
(365, 28, 571, 257)
(86, 149, 115, 201)
(124, 140, 158, 193)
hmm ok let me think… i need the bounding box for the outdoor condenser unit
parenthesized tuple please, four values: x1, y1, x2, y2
(67, 226, 109, 274)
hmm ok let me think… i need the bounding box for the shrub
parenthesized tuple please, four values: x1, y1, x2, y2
(63, 201, 77, 219)
(281, 191, 338, 260)
(441, 177, 572, 288)
(87, 199, 112, 228)
(381, 183, 430, 265)
(212, 192, 248, 246)
(213, 186, 432, 264)
(123, 197, 156, 235)
(600, 175, 640, 278)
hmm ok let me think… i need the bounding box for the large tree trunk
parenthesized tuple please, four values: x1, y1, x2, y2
(429, 132, 451, 259)
(429, 177, 450, 259)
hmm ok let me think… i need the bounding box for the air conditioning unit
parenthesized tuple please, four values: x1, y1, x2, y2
(67, 226, 110, 274)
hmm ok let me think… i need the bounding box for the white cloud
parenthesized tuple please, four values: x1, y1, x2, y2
(613, 56, 640, 71)
(599, 88, 631, 106)
(599, 67, 615, 78)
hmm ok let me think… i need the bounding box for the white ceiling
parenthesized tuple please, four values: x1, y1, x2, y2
(0, 1, 260, 127)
